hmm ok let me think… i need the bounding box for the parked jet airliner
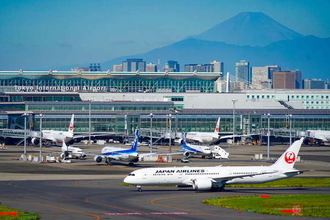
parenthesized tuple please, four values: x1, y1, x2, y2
(31, 114, 75, 146)
(92, 129, 140, 165)
(304, 130, 330, 145)
(185, 117, 221, 144)
(124, 138, 305, 191)
(181, 134, 212, 158)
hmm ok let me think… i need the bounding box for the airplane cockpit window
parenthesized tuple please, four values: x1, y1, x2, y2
(128, 173, 135, 176)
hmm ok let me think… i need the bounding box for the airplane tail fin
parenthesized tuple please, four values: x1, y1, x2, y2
(68, 114, 74, 134)
(271, 137, 304, 170)
(214, 117, 221, 133)
(61, 139, 69, 152)
(180, 132, 189, 150)
(130, 129, 139, 152)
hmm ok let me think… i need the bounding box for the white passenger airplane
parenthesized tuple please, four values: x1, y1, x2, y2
(304, 130, 330, 145)
(180, 134, 212, 158)
(31, 114, 75, 146)
(92, 129, 140, 165)
(124, 137, 305, 191)
(185, 117, 221, 144)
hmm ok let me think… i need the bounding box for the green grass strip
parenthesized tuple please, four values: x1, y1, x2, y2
(204, 194, 330, 218)
(226, 177, 330, 188)
(122, 178, 330, 188)
(0, 204, 40, 220)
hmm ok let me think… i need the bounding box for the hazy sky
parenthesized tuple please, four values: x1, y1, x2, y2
(1, 0, 329, 70)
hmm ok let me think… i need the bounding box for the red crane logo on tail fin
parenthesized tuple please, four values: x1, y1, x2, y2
(284, 151, 296, 164)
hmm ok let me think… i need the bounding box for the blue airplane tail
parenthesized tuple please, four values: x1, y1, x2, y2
(181, 132, 189, 150)
(130, 129, 140, 152)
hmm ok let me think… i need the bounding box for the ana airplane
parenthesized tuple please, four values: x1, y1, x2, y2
(60, 141, 86, 160)
(185, 117, 221, 144)
(181, 134, 212, 158)
(124, 137, 305, 191)
(31, 114, 75, 146)
(92, 129, 140, 165)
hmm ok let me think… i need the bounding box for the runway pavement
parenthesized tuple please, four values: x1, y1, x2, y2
(0, 143, 329, 219)
(0, 179, 329, 220)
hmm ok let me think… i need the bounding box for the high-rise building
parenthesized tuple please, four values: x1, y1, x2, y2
(184, 64, 214, 72)
(210, 60, 224, 73)
(113, 64, 123, 72)
(184, 64, 197, 72)
(267, 65, 281, 80)
(235, 60, 250, 83)
(146, 63, 158, 72)
(89, 63, 101, 71)
(164, 60, 180, 72)
(251, 67, 269, 88)
(303, 79, 326, 89)
(122, 58, 146, 72)
(273, 70, 302, 89)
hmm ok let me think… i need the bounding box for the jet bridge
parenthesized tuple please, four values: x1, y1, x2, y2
(0, 129, 33, 139)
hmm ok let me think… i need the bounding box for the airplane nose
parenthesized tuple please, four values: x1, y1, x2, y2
(123, 176, 131, 184)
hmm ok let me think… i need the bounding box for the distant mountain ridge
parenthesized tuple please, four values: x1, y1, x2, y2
(100, 36, 330, 80)
(63, 12, 329, 80)
(193, 12, 304, 46)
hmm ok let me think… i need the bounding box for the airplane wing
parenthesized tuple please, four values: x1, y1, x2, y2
(282, 170, 306, 175)
(85, 153, 118, 161)
(73, 133, 111, 140)
(139, 151, 183, 158)
(86, 152, 135, 162)
(182, 171, 277, 186)
(213, 172, 273, 182)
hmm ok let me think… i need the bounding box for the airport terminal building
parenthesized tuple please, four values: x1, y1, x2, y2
(1, 70, 330, 141)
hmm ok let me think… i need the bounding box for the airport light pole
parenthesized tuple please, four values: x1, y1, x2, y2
(169, 108, 180, 139)
(22, 113, 29, 155)
(89, 101, 91, 144)
(124, 114, 128, 142)
(232, 100, 238, 144)
(265, 113, 271, 159)
(168, 114, 172, 153)
(286, 114, 293, 145)
(149, 113, 153, 153)
(39, 114, 45, 162)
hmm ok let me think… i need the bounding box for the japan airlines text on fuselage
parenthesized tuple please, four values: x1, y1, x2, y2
(124, 138, 304, 191)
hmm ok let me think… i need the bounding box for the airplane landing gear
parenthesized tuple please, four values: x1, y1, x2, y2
(105, 158, 112, 165)
(136, 185, 142, 191)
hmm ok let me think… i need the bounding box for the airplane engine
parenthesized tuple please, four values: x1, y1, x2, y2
(192, 179, 213, 191)
(94, 156, 103, 163)
(132, 157, 139, 163)
(183, 151, 191, 157)
(31, 138, 40, 145)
